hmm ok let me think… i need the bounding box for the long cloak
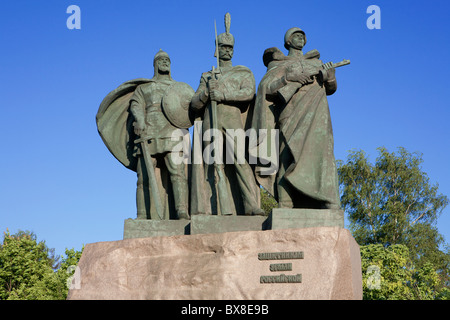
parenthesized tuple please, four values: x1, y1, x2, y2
(96, 78, 180, 218)
(251, 49, 340, 207)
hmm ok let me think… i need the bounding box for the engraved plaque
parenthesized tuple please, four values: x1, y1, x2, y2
(260, 274, 302, 283)
(258, 251, 304, 260)
(258, 251, 303, 284)
(270, 263, 292, 272)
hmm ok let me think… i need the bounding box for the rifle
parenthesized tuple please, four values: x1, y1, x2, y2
(209, 20, 232, 215)
(278, 59, 350, 103)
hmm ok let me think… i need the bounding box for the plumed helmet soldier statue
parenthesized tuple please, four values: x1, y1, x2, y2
(190, 13, 264, 217)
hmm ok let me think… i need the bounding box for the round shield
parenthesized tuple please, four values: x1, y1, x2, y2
(162, 82, 195, 129)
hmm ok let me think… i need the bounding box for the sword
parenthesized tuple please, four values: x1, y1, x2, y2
(134, 136, 164, 220)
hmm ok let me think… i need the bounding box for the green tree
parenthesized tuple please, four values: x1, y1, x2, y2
(0, 229, 83, 300)
(7, 247, 84, 300)
(0, 230, 55, 299)
(337, 147, 449, 298)
(260, 187, 277, 215)
(361, 244, 445, 300)
(337, 148, 448, 250)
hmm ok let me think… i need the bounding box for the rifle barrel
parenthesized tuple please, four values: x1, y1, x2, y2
(332, 59, 350, 68)
(214, 20, 220, 69)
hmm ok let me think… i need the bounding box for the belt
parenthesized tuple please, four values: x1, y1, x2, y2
(146, 103, 162, 112)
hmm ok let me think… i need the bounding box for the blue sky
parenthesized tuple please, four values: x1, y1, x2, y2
(1, 0, 449, 257)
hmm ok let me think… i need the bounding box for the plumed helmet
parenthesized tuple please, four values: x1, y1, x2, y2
(215, 12, 234, 56)
(284, 27, 307, 50)
(217, 32, 235, 47)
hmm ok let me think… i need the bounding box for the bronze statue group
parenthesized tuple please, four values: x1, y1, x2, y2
(97, 14, 349, 220)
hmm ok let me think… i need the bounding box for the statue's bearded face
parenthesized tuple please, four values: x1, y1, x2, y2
(156, 57, 171, 74)
(218, 44, 233, 61)
(289, 32, 305, 50)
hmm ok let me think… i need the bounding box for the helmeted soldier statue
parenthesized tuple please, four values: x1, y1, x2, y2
(251, 27, 349, 210)
(190, 13, 263, 216)
(96, 49, 194, 220)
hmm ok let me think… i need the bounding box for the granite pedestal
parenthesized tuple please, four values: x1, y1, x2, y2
(68, 227, 362, 300)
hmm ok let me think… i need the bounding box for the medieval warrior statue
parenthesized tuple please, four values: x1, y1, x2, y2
(251, 27, 349, 210)
(96, 50, 194, 220)
(190, 13, 264, 216)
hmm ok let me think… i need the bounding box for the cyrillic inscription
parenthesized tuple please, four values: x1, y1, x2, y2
(258, 251, 304, 260)
(260, 274, 302, 283)
(269, 263, 292, 272)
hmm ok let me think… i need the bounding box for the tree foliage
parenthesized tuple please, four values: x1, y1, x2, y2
(260, 187, 278, 215)
(337, 147, 448, 247)
(361, 244, 448, 300)
(337, 147, 450, 299)
(0, 229, 83, 300)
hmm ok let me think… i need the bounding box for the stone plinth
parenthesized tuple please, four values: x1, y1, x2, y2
(123, 209, 344, 239)
(123, 218, 190, 239)
(268, 208, 344, 229)
(190, 215, 269, 234)
(67, 227, 362, 300)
